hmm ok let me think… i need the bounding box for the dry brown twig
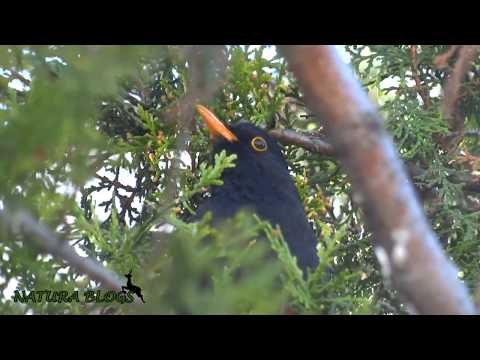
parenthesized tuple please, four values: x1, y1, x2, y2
(269, 128, 335, 156)
(278, 45, 476, 315)
(409, 45, 432, 109)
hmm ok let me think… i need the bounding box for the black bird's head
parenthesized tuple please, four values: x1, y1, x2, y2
(195, 105, 293, 202)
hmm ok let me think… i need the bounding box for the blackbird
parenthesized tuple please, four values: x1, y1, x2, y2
(193, 105, 319, 274)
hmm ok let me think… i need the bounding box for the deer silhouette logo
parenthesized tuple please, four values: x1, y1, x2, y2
(121, 270, 145, 303)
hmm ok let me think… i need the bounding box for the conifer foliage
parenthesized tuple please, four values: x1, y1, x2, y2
(0, 45, 478, 314)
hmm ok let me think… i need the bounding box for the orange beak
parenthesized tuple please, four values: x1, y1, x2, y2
(195, 104, 238, 142)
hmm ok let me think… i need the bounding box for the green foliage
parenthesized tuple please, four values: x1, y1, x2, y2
(1, 45, 479, 314)
(181, 150, 237, 213)
(137, 212, 286, 314)
(347, 45, 480, 300)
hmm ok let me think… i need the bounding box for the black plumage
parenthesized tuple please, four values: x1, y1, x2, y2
(193, 120, 319, 273)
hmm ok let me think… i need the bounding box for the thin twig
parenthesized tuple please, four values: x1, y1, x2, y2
(0, 209, 124, 292)
(464, 130, 480, 138)
(270, 127, 480, 194)
(8, 70, 31, 87)
(268, 128, 335, 156)
(409, 45, 432, 109)
(95, 174, 137, 193)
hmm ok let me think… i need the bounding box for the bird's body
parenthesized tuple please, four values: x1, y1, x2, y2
(194, 121, 319, 273)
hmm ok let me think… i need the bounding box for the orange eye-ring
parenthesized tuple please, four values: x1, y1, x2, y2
(251, 136, 268, 152)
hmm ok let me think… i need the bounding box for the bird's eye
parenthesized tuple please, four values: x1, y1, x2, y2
(251, 136, 268, 152)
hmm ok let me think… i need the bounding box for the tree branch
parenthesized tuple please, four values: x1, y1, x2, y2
(434, 45, 460, 70)
(279, 45, 476, 315)
(95, 174, 137, 193)
(409, 45, 432, 109)
(442, 45, 480, 146)
(0, 209, 124, 292)
(8, 70, 31, 87)
(268, 128, 335, 156)
(464, 129, 480, 138)
(158, 46, 228, 128)
(269, 127, 480, 195)
(159, 46, 228, 211)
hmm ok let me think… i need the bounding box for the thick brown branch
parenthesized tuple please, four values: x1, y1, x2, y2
(434, 46, 460, 70)
(279, 45, 476, 315)
(442, 46, 480, 135)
